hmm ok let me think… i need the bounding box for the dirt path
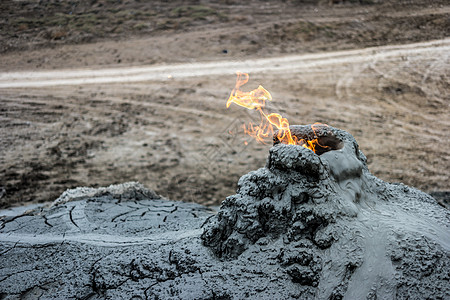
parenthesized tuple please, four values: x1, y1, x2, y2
(1, 39, 449, 88)
(1, 39, 449, 208)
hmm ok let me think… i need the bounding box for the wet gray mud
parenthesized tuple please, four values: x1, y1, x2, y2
(1, 126, 449, 299)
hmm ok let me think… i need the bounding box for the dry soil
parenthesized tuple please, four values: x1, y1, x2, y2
(0, 0, 449, 208)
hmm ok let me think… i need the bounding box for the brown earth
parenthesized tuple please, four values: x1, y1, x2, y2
(0, 0, 449, 208)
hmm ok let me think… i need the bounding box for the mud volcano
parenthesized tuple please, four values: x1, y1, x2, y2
(1, 126, 449, 299)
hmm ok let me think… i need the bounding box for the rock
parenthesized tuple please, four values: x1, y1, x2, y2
(1, 126, 449, 299)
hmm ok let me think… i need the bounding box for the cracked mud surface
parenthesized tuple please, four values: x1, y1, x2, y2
(1, 0, 449, 208)
(1, 125, 449, 299)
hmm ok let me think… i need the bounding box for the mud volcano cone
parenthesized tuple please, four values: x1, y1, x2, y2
(202, 124, 449, 299)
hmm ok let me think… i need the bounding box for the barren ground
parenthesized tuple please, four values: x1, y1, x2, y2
(0, 0, 449, 208)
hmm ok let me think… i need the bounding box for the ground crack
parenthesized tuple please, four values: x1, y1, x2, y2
(69, 206, 80, 229)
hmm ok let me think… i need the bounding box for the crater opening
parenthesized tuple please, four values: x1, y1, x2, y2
(313, 135, 344, 155)
(273, 125, 344, 155)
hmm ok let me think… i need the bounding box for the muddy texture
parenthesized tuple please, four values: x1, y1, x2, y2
(202, 125, 449, 298)
(1, 127, 449, 299)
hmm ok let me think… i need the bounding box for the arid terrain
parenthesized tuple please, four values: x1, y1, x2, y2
(0, 0, 449, 208)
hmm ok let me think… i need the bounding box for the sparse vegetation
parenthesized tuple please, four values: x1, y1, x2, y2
(0, 1, 231, 53)
(1, 0, 449, 53)
(170, 5, 227, 21)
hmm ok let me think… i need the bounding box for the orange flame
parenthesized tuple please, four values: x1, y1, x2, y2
(226, 72, 328, 154)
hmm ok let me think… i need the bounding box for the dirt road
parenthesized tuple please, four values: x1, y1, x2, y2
(1, 39, 449, 88)
(1, 37, 448, 208)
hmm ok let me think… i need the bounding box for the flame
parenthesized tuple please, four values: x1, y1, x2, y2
(226, 72, 328, 154)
